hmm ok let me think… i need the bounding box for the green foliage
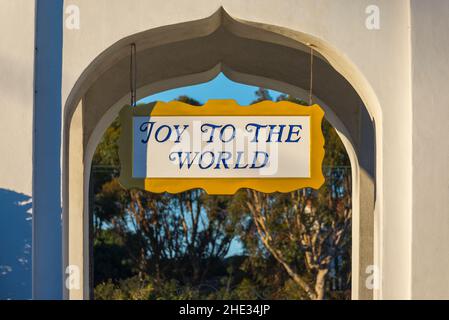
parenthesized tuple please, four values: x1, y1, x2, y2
(176, 95, 202, 106)
(94, 276, 154, 300)
(252, 88, 273, 103)
(94, 229, 134, 284)
(92, 119, 121, 166)
(91, 90, 351, 300)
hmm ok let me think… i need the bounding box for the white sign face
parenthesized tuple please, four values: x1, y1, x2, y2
(132, 116, 311, 179)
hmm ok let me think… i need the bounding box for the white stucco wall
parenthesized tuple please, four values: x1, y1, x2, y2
(2, 0, 449, 299)
(410, 0, 449, 299)
(61, 0, 413, 299)
(0, 0, 34, 195)
(0, 0, 35, 300)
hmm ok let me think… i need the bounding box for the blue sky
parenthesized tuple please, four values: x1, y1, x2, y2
(139, 73, 283, 105)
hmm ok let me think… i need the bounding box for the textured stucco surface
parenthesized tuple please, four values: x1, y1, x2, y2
(0, 0, 34, 195)
(0, 0, 35, 300)
(410, 0, 449, 299)
(62, 0, 411, 300)
(2, 0, 449, 300)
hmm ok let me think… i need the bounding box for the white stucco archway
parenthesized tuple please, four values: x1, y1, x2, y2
(5, 0, 449, 302)
(63, 8, 381, 300)
(7, 0, 449, 301)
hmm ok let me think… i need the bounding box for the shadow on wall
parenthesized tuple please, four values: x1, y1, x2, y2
(0, 189, 32, 299)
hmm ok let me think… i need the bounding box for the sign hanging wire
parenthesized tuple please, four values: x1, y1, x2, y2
(309, 47, 314, 106)
(130, 43, 137, 107)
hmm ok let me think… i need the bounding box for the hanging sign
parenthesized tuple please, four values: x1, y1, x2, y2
(118, 100, 325, 194)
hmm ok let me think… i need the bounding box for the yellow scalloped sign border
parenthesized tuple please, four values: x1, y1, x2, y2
(118, 99, 325, 195)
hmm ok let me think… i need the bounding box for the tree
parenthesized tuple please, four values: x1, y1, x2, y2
(234, 93, 351, 300)
(91, 89, 352, 300)
(92, 97, 242, 294)
(252, 88, 272, 103)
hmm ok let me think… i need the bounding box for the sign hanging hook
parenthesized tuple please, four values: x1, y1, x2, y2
(130, 43, 137, 107)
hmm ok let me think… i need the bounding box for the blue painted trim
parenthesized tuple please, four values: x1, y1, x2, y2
(32, 0, 64, 300)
